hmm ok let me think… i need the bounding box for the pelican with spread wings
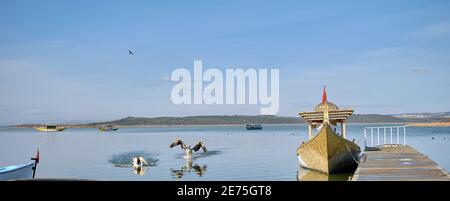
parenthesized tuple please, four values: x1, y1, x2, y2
(169, 138, 208, 157)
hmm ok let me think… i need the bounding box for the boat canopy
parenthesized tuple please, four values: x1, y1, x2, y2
(299, 109, 353, 125)
(298, 86, 353, 139)
(299, 86, 353, 125)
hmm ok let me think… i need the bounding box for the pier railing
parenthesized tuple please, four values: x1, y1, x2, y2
(363, 126, 406, 147)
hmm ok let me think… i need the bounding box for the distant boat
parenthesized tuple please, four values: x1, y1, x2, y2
(246, 124, 263, 130)
(0, 150, 39, 181)
(297, 86, 360, 174)
(34, 125, 65, 132)
(98, 124, 118, 131)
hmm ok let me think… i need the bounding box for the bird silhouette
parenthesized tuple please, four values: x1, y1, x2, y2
(128, 49, 134, 55)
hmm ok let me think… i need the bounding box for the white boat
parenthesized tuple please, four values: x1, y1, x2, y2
(0, 162, 35, 181)
(0, 150, 39, 181)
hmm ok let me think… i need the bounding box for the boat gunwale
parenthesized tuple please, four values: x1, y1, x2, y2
(297, 124, 360, 151)
(0, 162, 34, 175)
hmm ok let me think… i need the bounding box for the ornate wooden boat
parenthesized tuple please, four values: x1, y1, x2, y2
(34, 125, 65, 132)
(297, 123, 360, 174)
(296, 86, 360, 174)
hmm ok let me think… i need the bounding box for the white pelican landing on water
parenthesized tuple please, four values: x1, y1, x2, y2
(169, 138, 208, 157)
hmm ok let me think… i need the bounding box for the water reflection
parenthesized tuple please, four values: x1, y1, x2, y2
(133, 166, 147, 175)
(296, 168, 353, 181)
(170, 150, 222, 179)
(174, 150, 223, 160)
(171, 157, 207, 179)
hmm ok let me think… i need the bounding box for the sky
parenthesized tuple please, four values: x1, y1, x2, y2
(1, 0, 450, 125)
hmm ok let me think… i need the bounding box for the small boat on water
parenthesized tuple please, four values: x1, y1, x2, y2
(246, 124, 263, 130)
(98, 124, 118, 131)
(297, 86, 360, 174)
(0, 150, 39, 181)
(34, 125, 65, 132)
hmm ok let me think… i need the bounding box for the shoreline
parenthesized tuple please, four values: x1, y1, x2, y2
(407, 122, 450, 127)
(12, 122, 412, 129)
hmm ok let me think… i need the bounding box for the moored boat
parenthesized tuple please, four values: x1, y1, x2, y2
(34, 125, 65, 132)
(0, 150, 39, 181)
(98, 124, 118, 131)
(246, 124, 263, 130)
(296, 86, 360, 174)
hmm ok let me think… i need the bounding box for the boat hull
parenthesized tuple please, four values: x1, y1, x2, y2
(246, 124, 262, 130)
(34, 127, 65, 132)
(0, 162, 35, 181)
(297, 124, 360, 174)
(99, 128, 118, 131)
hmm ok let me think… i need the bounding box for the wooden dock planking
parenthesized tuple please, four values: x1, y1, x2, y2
(351, 145, 450, 181)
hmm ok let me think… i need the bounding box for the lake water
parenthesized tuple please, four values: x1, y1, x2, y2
(1, 124, 449, 181)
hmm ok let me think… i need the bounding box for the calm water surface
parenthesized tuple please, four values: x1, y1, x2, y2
(1, 124, 449, 180)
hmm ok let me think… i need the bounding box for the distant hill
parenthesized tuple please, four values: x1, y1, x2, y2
(88, 115, 302, 126)
(86, 114, 447, 127)
(390, 112, 450, 119)
(347, 114, 404, 123)
(16, 113, 450, 128)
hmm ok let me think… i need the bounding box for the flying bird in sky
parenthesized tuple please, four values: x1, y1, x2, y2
(128, 49, 134, 55)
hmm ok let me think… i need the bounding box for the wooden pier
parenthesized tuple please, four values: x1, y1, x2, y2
(351, 145, 450, 181)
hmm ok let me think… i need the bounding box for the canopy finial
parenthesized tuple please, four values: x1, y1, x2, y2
(322, 86, 329, 124)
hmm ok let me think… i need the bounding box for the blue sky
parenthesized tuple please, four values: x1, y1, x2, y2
(1, 0, 450, 124)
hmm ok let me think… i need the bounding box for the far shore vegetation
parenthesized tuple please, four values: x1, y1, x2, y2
(15, 113, 450, 128)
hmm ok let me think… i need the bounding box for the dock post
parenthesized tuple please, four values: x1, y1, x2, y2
(364, 128, 367, 147)
(308, 125, 312, 139)
(377, 128, 380, 145)
(403, 126, 406, 145)
(371, 128, 374, 147)
(342, 123, 346, 139)
(390, 127, 393, 144)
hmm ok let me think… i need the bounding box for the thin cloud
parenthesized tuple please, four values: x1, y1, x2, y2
(412, 67, 430, 73)
(129, 80, 163, 89)
(409, 20, 450, 39)
(129, 76, 175, 89)
(161, 75, 171, 81)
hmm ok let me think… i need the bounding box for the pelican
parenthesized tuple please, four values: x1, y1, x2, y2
(132, 157, 149, 169)
(169, 138, 208, 157)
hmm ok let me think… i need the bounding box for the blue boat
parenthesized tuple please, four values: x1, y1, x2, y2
(246, 124, 263, 130)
